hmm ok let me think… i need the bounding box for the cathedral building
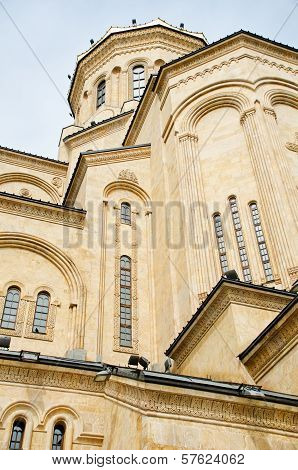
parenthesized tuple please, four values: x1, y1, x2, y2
(0, 18, 297, 450)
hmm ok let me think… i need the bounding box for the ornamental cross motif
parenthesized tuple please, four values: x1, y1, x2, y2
(118, 169, 139, 184)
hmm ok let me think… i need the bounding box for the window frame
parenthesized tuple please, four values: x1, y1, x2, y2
(120, 255, 132, 348)
(132, 64, 146, 101)
(96, 79, 106, 108)
(32, 291, 50, 335)
(213, 213, 229, 274)
(9, 418, 26, 450)
(120, 202, 131, 225)
(51, 421, 66, 450)
(249, 202, 274, 282)
(229, 197, 252, 282)
(0, 286, 21, 330)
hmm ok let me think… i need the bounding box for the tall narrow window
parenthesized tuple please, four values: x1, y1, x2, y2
(120, 256, 132, 347)
(121, 202, 131, 225)
(0, 286, 20, 329)
(213, 214, 229, 273)
(229, 197, 252, 282)
(97, 80, 106, 108)
(32, 291, 50, 334)
(250, 202, 273, 281)
(132, 65, 145, 100)
(9, 419, 25, 450)
(52, 422, 65, 450)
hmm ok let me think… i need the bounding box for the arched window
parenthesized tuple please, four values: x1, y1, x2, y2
(249, 202, 273, 281)
(132, 65, 145, 100)
(32, 291, 50, 334)
(97, 80, 106, 108)
(213, 214, 229, 273)
(121, 202, 131, 225)
(229, 197, 252, 282)
(52, 422, 65, 450)
(0, 286, 20, 329)
(120, 256, 132, 347)
(9, 418, 26, 450)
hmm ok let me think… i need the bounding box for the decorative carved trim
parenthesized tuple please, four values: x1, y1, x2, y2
(113, 207, 139, 353)
(170, 286, 291, 368)
(0, 362, 105, 393)
(242, 302, 298, 380)
(0, 150, 67, 176)
(118, 169, 138, 184)
(19, 188, 31, 197)
(286, 133, 298, 153)
(0, 298, 26, 337)
(156, 38, 298, 104)
(24, 301, 57, 342)
(288, 266, 298, 283)
(0, 362, 297, 434)
(240, 107, 256, 125)
(0, 193, 86, 229)
(105, 379, 298, 434)
(70, 27, 204, 113)
(65, 145, 150, 205)
(0, 172, 61, 204)
(64, 112, 132, 149)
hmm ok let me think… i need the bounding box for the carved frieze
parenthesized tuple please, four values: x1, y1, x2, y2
(0, 194, 86, 229)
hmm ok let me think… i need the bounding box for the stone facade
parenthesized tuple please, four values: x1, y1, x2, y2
(0, 20, 297, 450)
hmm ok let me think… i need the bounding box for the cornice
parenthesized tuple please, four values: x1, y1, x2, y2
(69, 26, 205, 114)
(241, 300, 298, 380)
(0, 361, 104, 393)
(0, 148, 68, 176)
(104, 378, 297, 434)
(0, 361, 296, 434)
(64, 111, 133, 150)
(124, 49, 297, 145)
(0, 192, 86, 229)
(155, 32, 298, 100)
(156, 37, 298, 104)
(64, 144, 150, 205)
(168, 284, 292, 369)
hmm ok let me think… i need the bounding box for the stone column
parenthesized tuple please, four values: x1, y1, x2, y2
(97, 199, 108, 360)
(177, 132, 217, 308)
(263, 106, 298, 228)
(240, 105, 294, 287)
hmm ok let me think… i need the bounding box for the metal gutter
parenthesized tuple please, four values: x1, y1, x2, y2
(0, 350, 297, 407)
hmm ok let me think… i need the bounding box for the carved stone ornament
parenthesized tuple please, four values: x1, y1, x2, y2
(118, 169, 139, 184)
(19, 188, 31, 198)
(286, 132, 298, 153)
(52, 177, 63, 188)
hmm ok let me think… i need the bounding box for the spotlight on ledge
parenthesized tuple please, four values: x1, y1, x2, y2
(0, 336, 11, 350)
(20, 350, 40, 362)
(94, 367, 112, 382)
(132, 19, 137, 26)
(90, 39, 94, 45)
(128, 355, 150, 370)
(224, 269, 239, 281)
(180, 23, 184, 29)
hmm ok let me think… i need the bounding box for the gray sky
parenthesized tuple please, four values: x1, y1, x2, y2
(0, 0, 297, 159)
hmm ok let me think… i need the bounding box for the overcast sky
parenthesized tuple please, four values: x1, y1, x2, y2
(0, 0, 297, 159)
